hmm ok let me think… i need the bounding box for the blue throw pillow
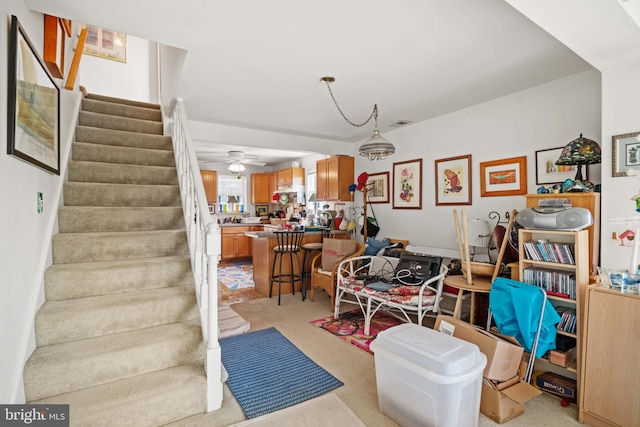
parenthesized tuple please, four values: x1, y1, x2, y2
(364, 237, 391, 256)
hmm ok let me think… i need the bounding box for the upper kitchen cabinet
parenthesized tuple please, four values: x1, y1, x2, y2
(251, 173, 271, 204)
(316, 156, 354, 201)
(200, 170, 217, 204)
(277, 167, 305, 188)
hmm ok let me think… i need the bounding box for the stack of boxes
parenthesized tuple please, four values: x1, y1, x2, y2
(435, 315, 541, 424)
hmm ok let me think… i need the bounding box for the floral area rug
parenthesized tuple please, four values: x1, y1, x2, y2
(218, 261, 255, 290)
(309, 309, 402, 355)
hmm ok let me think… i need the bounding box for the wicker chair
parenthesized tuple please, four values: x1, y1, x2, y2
(309, 241, 365, 308)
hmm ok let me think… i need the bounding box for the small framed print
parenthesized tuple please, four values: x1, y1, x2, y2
(434, 155, 472, 206)
(256, 205, 268, 216)
(480, 156, 527, 197)
(535, 147, 582, 184)
(365, 172, 389, 203)
(612, 132, 640, 177)
(392, 159, 422, 209)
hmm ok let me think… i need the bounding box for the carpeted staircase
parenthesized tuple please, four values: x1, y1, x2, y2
(23, 93, 209, 426)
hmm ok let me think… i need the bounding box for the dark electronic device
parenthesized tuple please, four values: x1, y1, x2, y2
(392, 253, 443, 285)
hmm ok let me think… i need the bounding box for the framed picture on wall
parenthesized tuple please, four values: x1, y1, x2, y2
(365, 172, 389, 203)
(612, 131, 640, 177)
(7, 15, 60, 175)
(535, 147, 582, 184)
(434, 155, 472, 206)
(256, 205, 268, 216)
(81, 24, 127, 62)
(392, 159, 422, 209)
(480, 156, 527, 197)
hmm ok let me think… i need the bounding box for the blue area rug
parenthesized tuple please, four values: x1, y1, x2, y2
(219, 327, 343, 419)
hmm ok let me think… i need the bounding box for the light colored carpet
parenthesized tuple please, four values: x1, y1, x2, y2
(229, 393, 365, 427)
(165, 293, 582, 427)
(218, 305, 250, 338)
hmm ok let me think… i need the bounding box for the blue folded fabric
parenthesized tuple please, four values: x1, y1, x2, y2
(366, 281, 395, 292)
(364, 237, 391, 256)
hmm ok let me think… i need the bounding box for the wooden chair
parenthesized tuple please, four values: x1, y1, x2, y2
(309, 242, 365, 308)
(443, 209, 516, 324)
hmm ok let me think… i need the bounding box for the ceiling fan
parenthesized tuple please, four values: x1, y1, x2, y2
(202, 150, 267, 168)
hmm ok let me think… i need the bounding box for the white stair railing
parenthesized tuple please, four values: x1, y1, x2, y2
(172, 99, 223, 412)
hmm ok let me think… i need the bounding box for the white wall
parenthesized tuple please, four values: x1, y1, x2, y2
(353, 70, 602, 249)
(79, 34, 158, 103)
(600, 60, 640, 270)
(0, 1, 82, 403)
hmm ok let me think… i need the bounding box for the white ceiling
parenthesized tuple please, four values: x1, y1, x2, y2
(23, 0, 619, 166)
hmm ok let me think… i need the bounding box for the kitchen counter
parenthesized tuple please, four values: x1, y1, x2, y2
(247, 229, 352, 298)
(219, 223, 263, 227)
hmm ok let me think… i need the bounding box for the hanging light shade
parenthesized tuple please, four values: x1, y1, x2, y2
(555, 134, 601, 181)
(359, 129, 395, 160)
(228, 162, 245, 173)
(321, 76, 395, 161)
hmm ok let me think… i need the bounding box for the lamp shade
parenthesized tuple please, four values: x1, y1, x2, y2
(555, 134, 601, 181)
(227, 195, 238, 204)
(358, 130, 395, 161)
(467, 219, 492, 247)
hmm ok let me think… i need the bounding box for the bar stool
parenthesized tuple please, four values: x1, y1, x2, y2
(270, 230, 305, 305)
(301, 228, 331, 299)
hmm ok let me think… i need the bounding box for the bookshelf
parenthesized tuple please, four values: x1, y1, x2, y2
(518, 228, 589, 406)
(524, 193, 600, 278)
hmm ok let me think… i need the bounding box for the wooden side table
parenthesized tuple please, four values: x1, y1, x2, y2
(443, 275, 492, 325)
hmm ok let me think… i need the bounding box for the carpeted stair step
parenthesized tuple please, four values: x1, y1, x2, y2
(86, 93, 161, 110)
(79, 111, 163, 135)
(58, 206, 185, 233)
(72, 141, 175, 167)
(35, 286, 199, 346)
(75, 126, 172, 151)
(63, 182, 181, 207)
(52, 229, 188, 264)
(25, 320, 203, 401)
(44, 255, 193, 300)
(31, 361, 206, 427)
(82, 98, 162, 122)
(68, 160, 178, 185)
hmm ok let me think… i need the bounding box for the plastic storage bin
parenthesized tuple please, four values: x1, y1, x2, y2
(370, 323, 487, 427)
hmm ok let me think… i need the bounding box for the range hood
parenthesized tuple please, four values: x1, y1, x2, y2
(274, 185, 305, 194)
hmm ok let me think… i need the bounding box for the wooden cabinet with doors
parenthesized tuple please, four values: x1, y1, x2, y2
(316, 156, 354, 201)
(579, 285, 640, 426)
(221, 225, 263, 260)
(276, 167, 305, 188)
(524, 193, 600, 278)
(200, 170, 217, 204)
(251, 173, 271, 204)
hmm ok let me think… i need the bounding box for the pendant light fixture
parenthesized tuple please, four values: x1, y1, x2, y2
(321, 76, 395, 161)
(228, 162, 245, 173)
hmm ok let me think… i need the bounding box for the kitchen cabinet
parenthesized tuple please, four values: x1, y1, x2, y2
(524, 193, 600, 277)
(269, 172, 278, 196)
(251, 173, 271, 204)
(276, 167, 305, 188)
(579, 285, 640, 426)
(200, 170, 217, 204)
(316, 156, 354, 201)
(221, 226, 262, 260)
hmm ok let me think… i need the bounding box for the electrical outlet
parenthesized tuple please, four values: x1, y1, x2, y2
(37, 192, 43, 213)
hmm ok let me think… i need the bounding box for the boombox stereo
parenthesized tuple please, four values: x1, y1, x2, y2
(515, 207, 593, 231)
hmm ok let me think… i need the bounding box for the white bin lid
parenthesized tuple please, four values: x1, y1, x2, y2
(372, 323, 484, 376)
